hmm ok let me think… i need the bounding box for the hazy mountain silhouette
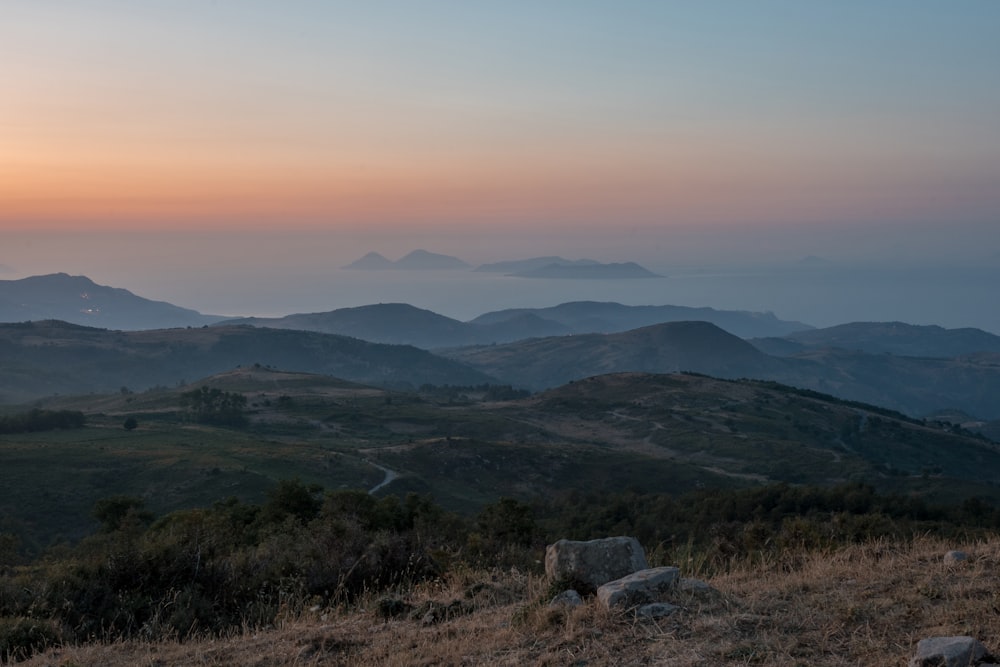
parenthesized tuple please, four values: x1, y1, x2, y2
(472, 301, 812, 339)
(221, 303, 571, 348)
(342, 251, 395, 270)
(0, 320, 495, 402)
(443, 321, 786, 390)
(222, 301, 808, 347)
(512, 261, 661, 279)
(756, 321, 1000, 358)
(443, 322, 1000, 419)
(343, 249, 469, 270)
(473, 256, 601, 273)
(0, 273, 222, 330)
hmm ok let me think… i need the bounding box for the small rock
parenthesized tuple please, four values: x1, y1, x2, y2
(636, 602, 679, 619)
(678, 577, 716, 594)
(549, 589, 584, 608)
(944, 550, 969, 564)
(910, 636, 991, 667)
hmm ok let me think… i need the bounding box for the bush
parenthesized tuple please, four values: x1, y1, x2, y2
(0, 616, 62, 662)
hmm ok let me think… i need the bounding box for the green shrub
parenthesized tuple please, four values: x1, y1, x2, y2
(0, 616, 62, 662)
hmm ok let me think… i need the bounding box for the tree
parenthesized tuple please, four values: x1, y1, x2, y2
(92, 495, 153, 532)
(180, 386, 248, 426)
(123, 417, 138, 431)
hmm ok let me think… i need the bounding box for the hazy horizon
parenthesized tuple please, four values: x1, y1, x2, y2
(2, 227, 998, 335)
(3, 3, 998, 333)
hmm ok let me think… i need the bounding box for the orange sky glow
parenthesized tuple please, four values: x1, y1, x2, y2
(2, 2, 998, 237)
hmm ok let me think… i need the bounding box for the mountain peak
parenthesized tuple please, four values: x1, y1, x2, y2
(343, 250, 469, 270)
(342, 252, 394, 270)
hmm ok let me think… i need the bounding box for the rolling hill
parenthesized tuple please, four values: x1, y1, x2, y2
(223, 301, 814, 349)
(0, 273, 223, 330)
(7, 368, 1000, 550)
(754, 321, 1000, 358)
(221, 303, 571, 348)
(442, 322, 1000, 419)
(471, 301, 813, 339)
(441, 321, 786, 389)
(0, 320, 495, 403)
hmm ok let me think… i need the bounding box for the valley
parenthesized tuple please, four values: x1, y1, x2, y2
(4, 367, 998, 554)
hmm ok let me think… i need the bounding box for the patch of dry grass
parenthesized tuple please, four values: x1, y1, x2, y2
(17, 536, 1000, 666)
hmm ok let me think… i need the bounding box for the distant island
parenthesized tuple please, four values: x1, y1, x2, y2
(344, 252, 659, 278)
(473, 256, 601, 273)
(343, 249, 469, 270)
(474, 256, 661, 279)
(512, 261, 661, 280)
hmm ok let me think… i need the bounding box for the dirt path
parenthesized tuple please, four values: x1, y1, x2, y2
(367, 461, 399, 494)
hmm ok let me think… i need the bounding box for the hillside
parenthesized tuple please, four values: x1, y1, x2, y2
(221, 303, 570, 349)
(0, 320, 494, 402)
(6, 368, 999, 551)
(471, 300, 812, 339)
(18, 536, 1000, 666)
(442, 321, 784, 389)
(444, 323, 1000, 419)
(0, 273, 222, 330)
(759, 321, 1000, 357)
(221, 300, 809, 347)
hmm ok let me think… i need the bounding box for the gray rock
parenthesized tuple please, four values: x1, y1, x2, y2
(636, 602, 679, 619)
(549, 589, 584, 608)
(678, 577, 716, 594)
(944, 550, 969, 564)
(545, 537, 648, 590)
(910, 636, 990, 667)
(596, 566, 680, 609)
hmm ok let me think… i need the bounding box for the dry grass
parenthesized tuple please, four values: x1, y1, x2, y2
(17, 536, 1000, 666)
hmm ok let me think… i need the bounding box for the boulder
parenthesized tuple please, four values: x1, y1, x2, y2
(944, 550, 969, 564)
(548, 589, 584, 609)
(545, 537, 648, 590)
(597, 566, 680, 609)
(910, 636, 991, 667)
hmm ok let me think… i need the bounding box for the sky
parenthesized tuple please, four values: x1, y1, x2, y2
(2, 2, 999, 327)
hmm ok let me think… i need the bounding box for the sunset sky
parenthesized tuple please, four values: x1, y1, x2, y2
(3, 1, 999, 236)
(2, 2, 999, 330)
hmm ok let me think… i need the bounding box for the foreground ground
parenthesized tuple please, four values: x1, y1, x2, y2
(17, 536, 1000, 666)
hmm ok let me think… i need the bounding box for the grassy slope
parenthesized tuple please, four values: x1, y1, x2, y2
(17, 536, 1000, 666)
(4, 369, 1000, 551)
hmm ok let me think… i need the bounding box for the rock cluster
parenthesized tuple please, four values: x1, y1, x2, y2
(545, 536, 712, 618)
(546, 539, 998, 664)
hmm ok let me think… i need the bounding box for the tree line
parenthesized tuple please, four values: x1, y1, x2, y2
(0, 409, 85, 434)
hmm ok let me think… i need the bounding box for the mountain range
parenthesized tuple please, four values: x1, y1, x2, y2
(221, 300, 809, 347)
(4, 272, 1000, 422)
(441, 321, 1000, 420)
